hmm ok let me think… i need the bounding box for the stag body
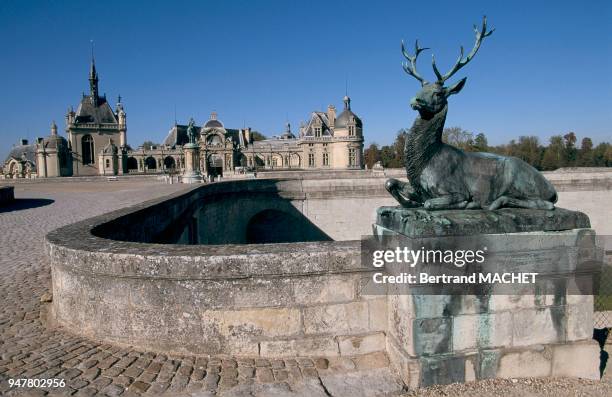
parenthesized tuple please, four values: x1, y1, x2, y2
(386, 17, 557, 211)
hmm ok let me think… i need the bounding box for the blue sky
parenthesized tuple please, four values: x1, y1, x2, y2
(1, 0, 610, 160)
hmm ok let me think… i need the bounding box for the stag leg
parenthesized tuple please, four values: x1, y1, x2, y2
(385, 178, 421, 208)
(423, 194, 468, 210)
(488, 196, 555, 210)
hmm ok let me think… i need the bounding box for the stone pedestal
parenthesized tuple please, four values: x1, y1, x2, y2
(182, 143, 202, 184)
(373, 207, 602, 387)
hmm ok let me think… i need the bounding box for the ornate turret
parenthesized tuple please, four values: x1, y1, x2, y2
(51, 121, 58, 136)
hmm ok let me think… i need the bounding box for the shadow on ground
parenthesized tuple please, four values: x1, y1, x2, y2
(0, 198, 54, 213)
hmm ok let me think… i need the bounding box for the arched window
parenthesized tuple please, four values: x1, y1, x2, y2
(82, 135, 94, 165)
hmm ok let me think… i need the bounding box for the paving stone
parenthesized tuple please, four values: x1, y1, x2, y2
(101, 383, 125, 396)
(256, 367, 274, 383)
(82, 367, 101, 381)
(301, 367, 319, 378)
(97, 356, 119, 370)
(122, 365, 143, 378)
(129, 380, 150, 393)
(255, 358, 270, 367)
(274, 369, 289, 381)
(191, 368, 206, 381)
(74, 388, 98, 397)
(71, 379, 90, 389)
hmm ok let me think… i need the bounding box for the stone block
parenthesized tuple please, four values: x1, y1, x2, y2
(385, 339, 420, 389)
(338, 333, 386, 356)
(293, 275, 356, 305)
(453, 312, 512, 351)
(387, 294, 415, 356)
(204, 307, 300, 339)
(368, 297, 387, 331)
(260, 336, 339, 357)
(413, 317, 451, 355)
(566, 303, 594, 341)
(303, 302, 369, 335)
(552, 341, 599, 379)
(512, 307, 565, 346)
(419, 356, 466, 387)
(497, 348, 552, 378)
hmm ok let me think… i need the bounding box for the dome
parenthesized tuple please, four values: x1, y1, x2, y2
(204, 119, 224, 129)
(334, 109, 362, 129)
(42, 135, 67, 150)
(203, 111, 224, 129)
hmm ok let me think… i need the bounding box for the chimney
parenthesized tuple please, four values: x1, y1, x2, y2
(327, 105, 336, 127)
(20, 139, 28, 146)
(246, 127, 252, 143)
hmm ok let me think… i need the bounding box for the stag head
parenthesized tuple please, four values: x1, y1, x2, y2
(402, 16, 494, 119)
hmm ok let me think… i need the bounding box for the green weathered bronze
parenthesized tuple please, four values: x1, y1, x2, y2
(386, 17, 558, 211)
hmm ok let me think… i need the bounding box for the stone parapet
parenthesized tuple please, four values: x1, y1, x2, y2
(46, 179, 387, 358)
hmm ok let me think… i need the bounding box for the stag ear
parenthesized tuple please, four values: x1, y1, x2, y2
(445, 77, 467, 97)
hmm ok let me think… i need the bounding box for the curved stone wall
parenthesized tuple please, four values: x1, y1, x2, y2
(46, 179, 388, 357)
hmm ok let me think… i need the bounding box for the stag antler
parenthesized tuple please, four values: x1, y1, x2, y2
(401, 39, 429, 86)
(432, 16, 494, 84)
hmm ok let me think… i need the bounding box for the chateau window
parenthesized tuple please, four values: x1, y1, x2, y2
(323, 143, 328, 147)
(272, 157, 278, 167)
(348, 125, 355, 136)
(349, 148, 356, 166)
(308, 153, 315, 167)
(81, 135, 94, 165)
(308, 143, 314, 147)
(314, 127, 321, 137)
(323, 152, 329, 166)
(105, 159, 110, 168)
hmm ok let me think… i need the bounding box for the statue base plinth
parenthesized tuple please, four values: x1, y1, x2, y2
(181, 171, 202, 184)
(375, 206, 590, 238)
(372, 207, 600, 387)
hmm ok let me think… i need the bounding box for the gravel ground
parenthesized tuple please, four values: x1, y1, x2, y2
(402, 376, 612, 397)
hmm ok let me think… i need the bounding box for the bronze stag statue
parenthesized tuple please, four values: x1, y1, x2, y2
(386, 17, 557, 210)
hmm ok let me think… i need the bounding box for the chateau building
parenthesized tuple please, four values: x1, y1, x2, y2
(2, 58, 363, 179)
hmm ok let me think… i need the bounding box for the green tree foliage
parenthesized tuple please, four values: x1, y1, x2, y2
(473, 133, 488, 151)
(141, 140, 159, 150)
(364, 143, 381, 169)
(541, 136, 564, 170)
(442, 127, 475, 150)
(250, 131, 267, 141)
(371, 128, 611, 170)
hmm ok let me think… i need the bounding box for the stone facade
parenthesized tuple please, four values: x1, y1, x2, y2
(3, 58, 364, 179)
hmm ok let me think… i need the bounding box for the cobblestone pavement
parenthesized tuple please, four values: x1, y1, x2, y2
(0, 180, 403, 397)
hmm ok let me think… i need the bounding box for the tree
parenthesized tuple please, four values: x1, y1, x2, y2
(563, 132, 578, 166)
(593, 143, 612, 167)
(577, 137, 593, 166)
(364, 143, 381, 169)
(541, 135, 564, 170)
(515, 136, 542, 169)
(142, 141, 159, 150)
(443, 127, 474, 150)
(473, 133, 488, 151)
(250, 131, 266, 141)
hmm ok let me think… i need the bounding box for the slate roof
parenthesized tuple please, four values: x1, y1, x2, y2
(334, 108, 362, 128)
(301, 112, 334, 137)
(74, 96, 118, 124)
(5, 143, 36, 164)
